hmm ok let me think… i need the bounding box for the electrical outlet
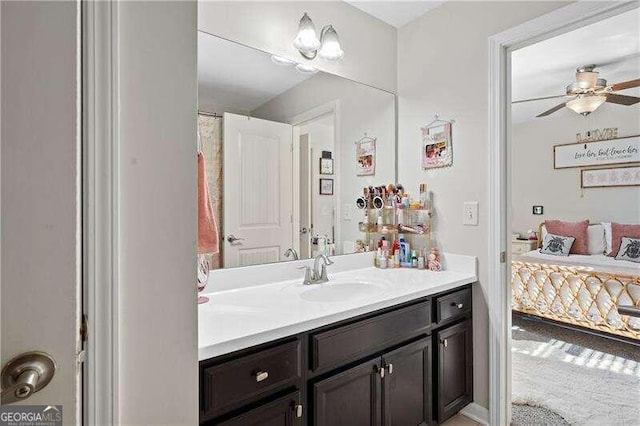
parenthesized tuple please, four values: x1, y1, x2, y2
(463, 202, 478, 226)
(343, 204, 353, 221)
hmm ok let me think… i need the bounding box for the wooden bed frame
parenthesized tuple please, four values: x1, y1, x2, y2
(511, 259, 640, 341)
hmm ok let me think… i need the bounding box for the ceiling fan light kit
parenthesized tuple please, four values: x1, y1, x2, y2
(566, 94, 607, 116)
(531, 64, 640, 118)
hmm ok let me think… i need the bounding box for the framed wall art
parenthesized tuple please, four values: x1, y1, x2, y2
(319, 178, 334, 195)
(554, 134, 640, 169)
(581, 165, 640, 189)
(319, 158, 333, 175)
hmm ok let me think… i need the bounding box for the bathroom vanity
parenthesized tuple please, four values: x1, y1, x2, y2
(198, 254, 476, 425)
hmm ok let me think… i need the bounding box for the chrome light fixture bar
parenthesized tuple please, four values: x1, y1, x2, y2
(293, 13, 343, 61)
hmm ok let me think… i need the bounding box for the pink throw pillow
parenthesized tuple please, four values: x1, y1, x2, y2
(609, 223, 640, 257)
(545, 220, 589, 255)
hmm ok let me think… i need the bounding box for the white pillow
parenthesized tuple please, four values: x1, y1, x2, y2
(602, 222, 612, 255)
(587, 224, 606, 255)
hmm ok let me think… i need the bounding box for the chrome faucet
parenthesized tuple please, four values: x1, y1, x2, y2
(284, 248, 299, 260)
(298, 254, 334, 285)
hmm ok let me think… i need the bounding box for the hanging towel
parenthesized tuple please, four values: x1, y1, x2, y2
(198, 151, 220, 254)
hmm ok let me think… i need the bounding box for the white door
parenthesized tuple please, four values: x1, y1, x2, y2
(223, 113, 294, 267)
(1, 0, 81, 422)
(299, 134, 312, 259)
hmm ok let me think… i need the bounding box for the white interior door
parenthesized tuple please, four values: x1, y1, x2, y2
(299, 134, 312, 259)
(1, 0, 81, 420)
(223, 113, 293, 267)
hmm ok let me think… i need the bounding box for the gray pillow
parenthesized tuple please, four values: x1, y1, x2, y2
(540, 233, 575, 256)
(615, 237, 640, 263)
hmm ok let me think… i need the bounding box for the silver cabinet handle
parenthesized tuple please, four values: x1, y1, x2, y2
(226, 234, 245, 243)
(387, 363, 393, 374)
(255, 371, 269, 382)
(377, 366, 385, 378)
(451, 302, 464, 309)
(295, 404, 303, 418)
(1, 352, 56, 404)
(441, 339, 448, 348)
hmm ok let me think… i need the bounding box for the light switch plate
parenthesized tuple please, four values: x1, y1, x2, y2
(463, 201, 479, 226)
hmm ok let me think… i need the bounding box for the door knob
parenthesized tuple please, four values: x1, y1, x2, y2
(1, 351, 56, 404)
(226, 234, 245, 243)
(300, 227, 308, 235)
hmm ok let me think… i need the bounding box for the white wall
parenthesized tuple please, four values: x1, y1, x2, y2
(117, 2, 198, 424)
(299, 118, 336, 242)
(512, 106, 640, 235)
(253, 72, 396, 252)
(397, 1, 571, 408)
(198, 1, 397, 92)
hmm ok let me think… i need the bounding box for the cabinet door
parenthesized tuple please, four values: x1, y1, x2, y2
(436, 319, 473, 423)
(215, 390, 302, 426)
(382, 337, 432, 426)
(313, 358, 382, 426)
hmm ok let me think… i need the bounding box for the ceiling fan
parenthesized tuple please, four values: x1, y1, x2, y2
(515, 64, 640, 118)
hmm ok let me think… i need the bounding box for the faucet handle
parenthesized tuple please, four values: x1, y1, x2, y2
(297, 266, 313, 285)
(319, 264, 329, 282)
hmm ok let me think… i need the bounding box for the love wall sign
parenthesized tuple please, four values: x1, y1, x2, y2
(554, 135, 640, 169)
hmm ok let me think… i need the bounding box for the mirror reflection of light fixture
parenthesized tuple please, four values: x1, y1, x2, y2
(295, 63, 318, 74)
(566, 94, 606, 116)
(271, 55, 296, 66)
(293, 13, 343, 61)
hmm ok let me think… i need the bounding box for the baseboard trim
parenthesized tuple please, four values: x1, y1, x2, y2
(461, 402, 489, 426)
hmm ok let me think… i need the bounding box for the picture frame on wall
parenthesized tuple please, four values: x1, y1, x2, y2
(319, 158, 334, 175)
(581, 165, 640, 188)
(422, 122, 453, 169)
(356, 136, 376, 176)
(553, 134, 640, 169)
(319, 178, 334, 195)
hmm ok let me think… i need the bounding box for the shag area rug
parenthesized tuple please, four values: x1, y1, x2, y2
(511, 315, 640, 426)
(512, 403, 570, 425)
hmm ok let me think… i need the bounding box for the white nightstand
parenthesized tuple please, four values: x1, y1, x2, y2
(512, 239, 537, 255)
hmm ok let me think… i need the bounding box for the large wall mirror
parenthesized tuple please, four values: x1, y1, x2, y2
(198, 31, 396, 269)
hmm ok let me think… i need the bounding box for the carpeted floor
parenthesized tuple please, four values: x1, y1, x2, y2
(511, 314, 640, 426)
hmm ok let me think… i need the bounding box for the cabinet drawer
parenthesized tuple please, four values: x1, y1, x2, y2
(310, 301, 431, 371)
(435, 288, 471, 325)
(213, 390, 302, 426)
(202, 340, 301, 415)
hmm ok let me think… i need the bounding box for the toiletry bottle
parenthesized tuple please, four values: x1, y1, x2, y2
(394, 252, 400, 268)
(399, 235, 410, 267)
(412, 250, 418, 268)
(418, 250, 425, 269)
(379, 253, 388, 269)
(419, 183, 427, 208)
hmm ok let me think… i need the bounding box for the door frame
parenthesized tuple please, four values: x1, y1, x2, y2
(486, 1, 639, 425)
(83, 1, 119, 424)
(291, 100, 341, 255)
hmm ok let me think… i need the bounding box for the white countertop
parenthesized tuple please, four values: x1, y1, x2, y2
(198, 253, 477, 361)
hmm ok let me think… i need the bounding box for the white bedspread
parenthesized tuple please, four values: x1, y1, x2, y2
(516, 250, 640, 277)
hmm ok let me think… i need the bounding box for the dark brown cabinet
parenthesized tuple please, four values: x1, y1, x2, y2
(313, 358, 382, 426)
(216, 391, 302, 426)
(435, 319, 473, 424)
(200, 284, 474, 426)
(382, 338, 432, 426)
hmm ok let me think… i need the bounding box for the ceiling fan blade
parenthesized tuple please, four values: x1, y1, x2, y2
(610, 78, 640, 91)
(512, 94, 566, 104)
(605, 93, 640, 105)
(536, 102, 566, 117)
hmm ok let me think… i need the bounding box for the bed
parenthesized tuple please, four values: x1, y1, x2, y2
(511, 223, 640, 341)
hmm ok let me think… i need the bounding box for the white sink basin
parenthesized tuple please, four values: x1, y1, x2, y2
(294, 279, 387, 303)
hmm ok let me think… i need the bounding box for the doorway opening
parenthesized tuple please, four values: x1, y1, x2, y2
(487, 2, 640, 425)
